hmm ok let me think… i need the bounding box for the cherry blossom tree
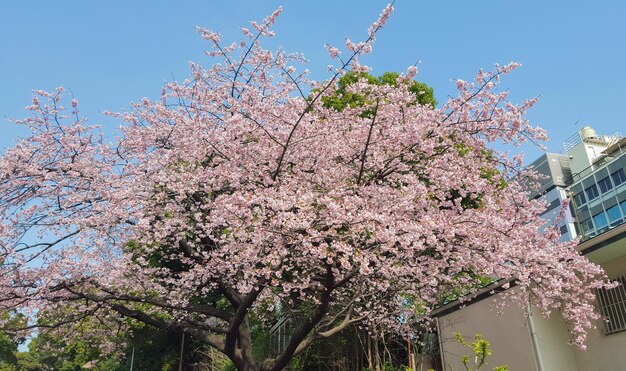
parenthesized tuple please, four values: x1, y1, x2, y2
(0, 4, 612, 370)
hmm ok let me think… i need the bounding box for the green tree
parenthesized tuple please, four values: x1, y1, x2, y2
(0, 312, 25, 370)
(321, 71, 437, 113)
(12, 320, 189, 371)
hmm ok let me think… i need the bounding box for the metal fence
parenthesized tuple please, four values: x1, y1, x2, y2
(596, 274, 626, 334)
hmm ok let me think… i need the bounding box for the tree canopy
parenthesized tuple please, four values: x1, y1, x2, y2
(0, 312, 24, 369)
(321, 71, 437, 112)
(0, 4, 611, 371)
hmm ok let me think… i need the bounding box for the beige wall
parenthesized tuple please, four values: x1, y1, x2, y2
(438, 290, 626, 371)
(438, 296, 587, 371)
(438, 235, 626, 371)
(531, 310, 579, 371)
(575, 322, 626, 371)
(438, 246, 626, 371)
(437, 294, 537, 371)
(597, 252, 626, 277)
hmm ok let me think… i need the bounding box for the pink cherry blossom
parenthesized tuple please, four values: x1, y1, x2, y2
(0, 3, 612, 370)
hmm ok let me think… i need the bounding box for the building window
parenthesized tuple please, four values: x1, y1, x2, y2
(559, 225, 568, 236)
(585, 184, 600, 201)
(573, 192, 586, 207)
(612, 169, 626, 187)
(541, 198, 561, 215)
(622, 200, 626, 215)
(596, 274, 626, 334)
(581, 218, 594, 235)
(606, 205, 623, 227)
(593, 212, 609, 232)
(598, 176, 613, 194)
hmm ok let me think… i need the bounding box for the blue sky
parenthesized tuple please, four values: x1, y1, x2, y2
(1, 1, 625, 162)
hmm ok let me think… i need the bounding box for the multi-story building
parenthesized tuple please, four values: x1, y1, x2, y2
(433, 126, 626, 371)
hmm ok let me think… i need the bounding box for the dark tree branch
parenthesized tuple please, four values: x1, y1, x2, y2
(267, 265, 334, 371)
(224, 283, 264, 356)
(271, 19, 388, 181)
(357, 100, 379, 184)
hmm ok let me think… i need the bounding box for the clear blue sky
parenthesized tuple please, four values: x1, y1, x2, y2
(1, 0, 625, 162)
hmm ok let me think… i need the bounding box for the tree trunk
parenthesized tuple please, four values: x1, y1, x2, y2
(367, 332, 374, 370)
(373, 332, 381, 371)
